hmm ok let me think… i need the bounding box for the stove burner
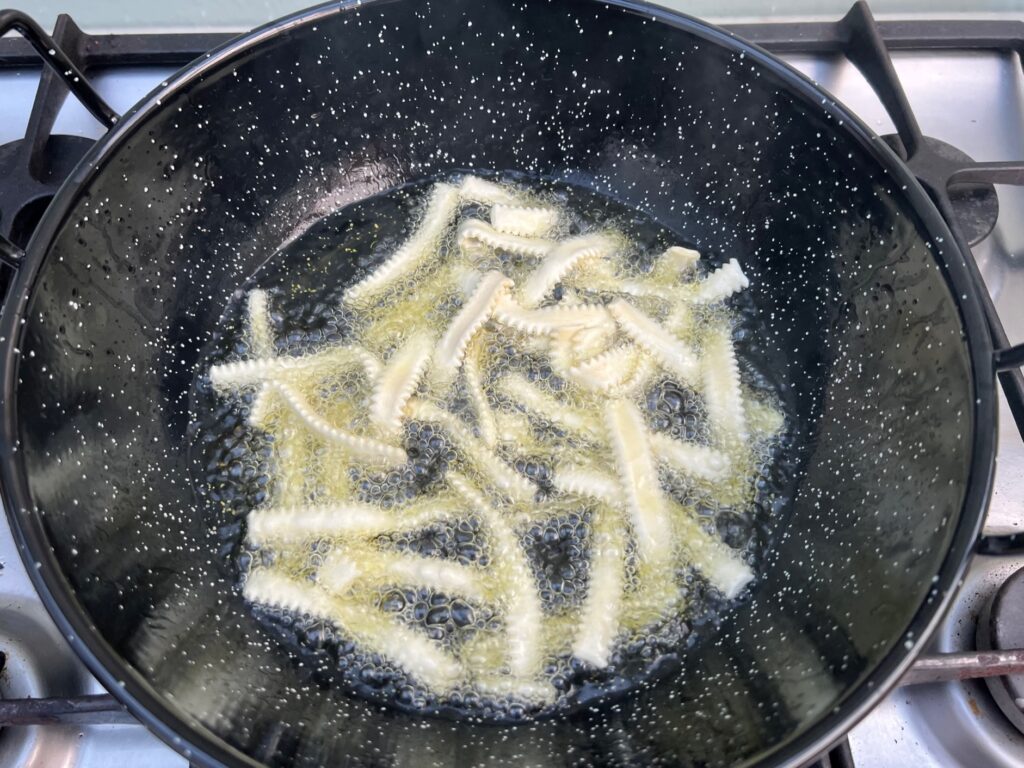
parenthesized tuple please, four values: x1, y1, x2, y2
(881, 134, 999, 246)
(0, 135, 94, 249)
(977, 564, 1024, 735)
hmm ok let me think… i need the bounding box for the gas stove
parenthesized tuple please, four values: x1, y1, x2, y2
(0, 4, 1022, 767)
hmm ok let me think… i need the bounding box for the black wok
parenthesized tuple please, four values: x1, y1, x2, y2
(0, 0, 1000, 766)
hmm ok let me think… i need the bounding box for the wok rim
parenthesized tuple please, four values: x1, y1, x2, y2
(0, 1, 996, 766)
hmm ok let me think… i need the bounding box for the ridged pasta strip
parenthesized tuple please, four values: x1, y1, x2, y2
(247, 500, 464, 547)
(463, 336, 498, 448)
(432, 271, 512, 386)
(566, 343, 647, 394)
(345, 183, 461, 305)
(551, 464, 622, 504)
(271, 382, 407, 464)
(604, 399, 673, 564)
(320, 547, 486, 601)
(608, 299, 699, 384)
(458, 219, 555, 259)
(518, 232, 619, 307)
(497, 374, 604, 441)
(449, 474, 543, 678)
(671, 509, 754, 599)
(694, 258, 749, 304)
(370, 331, 434, 435)
(650, 245, 700, 282)
(572, 508, 626, 668)
(459, 175, 518, 205)
(493, 295, 613, 336)
(247, 503, 394, 546)
(246, 289, 275, 357)
(648, 433, 730, 482)
(490, 204, 560, 237)
(702, 326, 748, 441)
(244, 569, 462, 690)
(210, 346, 379, 391)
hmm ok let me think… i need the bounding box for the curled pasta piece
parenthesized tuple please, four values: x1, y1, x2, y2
(464, 337, 498, 448)
(518, 232, 619, 307)
(244, 569, 462, 690)
(566, 343, 647, 394)
(370, 331, 434, 435)
(701, 327, 748, 442)
(320, 547, 486, 601)
(271, 382, 408, 464)
(345, 183, 461, 305)
(247, 289, 275, 357)
(694, 258, 749, 304)
(608, 299, 699, 384)
(449, 474, 543, 678)
(493, 295, 613, 336)
(432, 271, 513, 386)
(604, 399, 673, 564)
(573, 510, 626, 668)
(407, 399, 537, 502)
(672, 510, 754, 599)
(491, 204, 560, 237)
(548, 322, 617, 375)
(459, 175, 518, 205)
(458, 219, 555, 259)
(648, 433, 730, 482)
(497, 374, 604, 441)
(650, 245, 700, 283)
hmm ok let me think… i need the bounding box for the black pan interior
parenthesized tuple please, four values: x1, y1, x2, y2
(6, 0, 979, 765)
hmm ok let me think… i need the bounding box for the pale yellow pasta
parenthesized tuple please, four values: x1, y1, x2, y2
(214, 177, 778, 706)
(491, 204, 560, 237)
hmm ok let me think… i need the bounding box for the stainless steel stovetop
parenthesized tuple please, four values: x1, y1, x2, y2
(0, 6, 1023, 767)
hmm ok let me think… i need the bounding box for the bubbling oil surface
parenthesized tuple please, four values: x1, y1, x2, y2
(190, 173, 799, 722)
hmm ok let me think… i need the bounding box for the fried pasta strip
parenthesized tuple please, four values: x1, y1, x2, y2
(572, 507, 626, 668)
(370, 331, 434, 435)
(449, 474, 544, 679)
(246, 500, 464, 547)
(497, 373, 604, 441)
(604, 399, 673, 564)
(463, 336, 498, 448)
(491, 204, 560, 237)
(271, 381, 407, 464)
(458, 219, 555, 259)
(702, 326, 748, 442)
(244, 569, 462, 690)
(518, 232, 619, 307)
(218, 177, 777, 709)
(695, 258, 749, 304)
(493, 295, 613, 336)
(432, 271, 512, 386)
(608, 299, 699, 384)
(648, 432, 730, 482)
(209, 347, 378, 391)
(345, 183, 461, 305)
(320, 546, 486, 602)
